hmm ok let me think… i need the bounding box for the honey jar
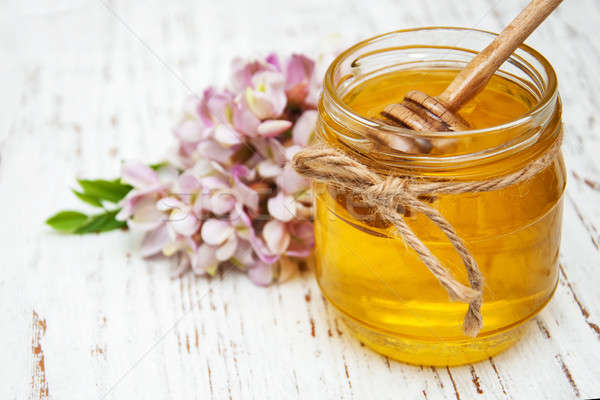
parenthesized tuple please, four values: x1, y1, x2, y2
(312, 28, 564, 366)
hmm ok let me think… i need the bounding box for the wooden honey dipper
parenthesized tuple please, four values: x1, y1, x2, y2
(376, 0, 562, 153)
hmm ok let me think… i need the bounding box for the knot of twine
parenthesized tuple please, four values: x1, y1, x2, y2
(292, 138, 561, 337)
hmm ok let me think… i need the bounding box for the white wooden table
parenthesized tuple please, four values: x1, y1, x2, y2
(2, 0, 599, 398)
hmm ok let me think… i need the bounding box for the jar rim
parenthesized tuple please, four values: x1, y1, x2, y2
(323, 26, 559, 139)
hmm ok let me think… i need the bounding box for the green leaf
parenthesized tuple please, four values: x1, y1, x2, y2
(149, 161, 169, 170)
(77, 179, 132, 203)
(73, 209, 126, 234)
(46, 211, 89, 232)
(72, 189, 104, 208)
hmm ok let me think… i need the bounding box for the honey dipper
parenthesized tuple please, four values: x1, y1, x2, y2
(374, 0, 562, 153)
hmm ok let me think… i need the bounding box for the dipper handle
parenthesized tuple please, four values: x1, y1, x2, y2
(439, 0, 563, 112)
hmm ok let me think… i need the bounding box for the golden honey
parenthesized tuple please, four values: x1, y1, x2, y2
(314, 29, 564, 366)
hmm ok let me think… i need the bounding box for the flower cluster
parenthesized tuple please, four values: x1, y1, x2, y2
(116, 54, 320, 285)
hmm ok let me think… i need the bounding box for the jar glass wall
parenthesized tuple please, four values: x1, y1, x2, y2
(313, 28, 565, 366)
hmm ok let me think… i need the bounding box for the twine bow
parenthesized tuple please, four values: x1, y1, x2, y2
(292, 138, 560, 337)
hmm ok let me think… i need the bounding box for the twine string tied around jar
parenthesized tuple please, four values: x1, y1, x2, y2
(292, 136, 561, 337)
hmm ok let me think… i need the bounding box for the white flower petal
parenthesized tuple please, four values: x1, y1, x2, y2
(246, 72, 287, 120)
(129, 197, 164, 231)
(262, 219, 291, 255)
(269, 138, 288, 164)
(175, 119, 207, 142)
(190, 158, 215, 178)
(163, 241, 183, 257)
(246, 90, 273, 120)
(121, 162, 159, 188)
(116, 202, 133, 221)
(216, 235, 238, 261)
(267, 192, 296, 222)
(275, 164, 309, 195)
(292, 110, 318, 146)
(176, 173, 201, 195)
(193, 244, 218, 275)
(232, 97, 261, 136)
(156, 164, 179, 184)
(248, 261, 274, 286)
(284, 144, 302, 160)
(171, 253, 191, 278)
(233, 179, 259, 212)
(196, 141, 235, 164)
(140, 223, 169, 257)
(200, 176, 228, 190)
(232, 240, 254, 267)
(156, 197, 184, 211)
(257, 159, 282, 178)
(214, 124, 242, 147)
(201, 219, 234, 246)
(210, 191, 236, 215)
(257, 120, 292, 137)
(169, 208, 200, 236)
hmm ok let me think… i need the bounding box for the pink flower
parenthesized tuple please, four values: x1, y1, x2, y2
(267, 192, 297, 223)
(257, 119, 292, 138)
(116, 162, 171, 230)
(197, 176, 236, 216)
(265, 145, 311, 222)
(285, 220, 315, 257)
(265, 53, 282, 71)
(204, 88, 261, 138)
(231, 96, 261, 137)
(202, 88, 235, 126)
(175, 88, 262, 167)
(174, 95, 211, 143)
(197, 219, 239, 269)
(175, 119, 210, 143)
(116, 52, 323, 285)
(194, 165, 259, 215)
(230, 57, 276, 93)
(284, 54, 315, 104)
(195, 141, 237, 165)
(248, 260, 275, 286)
(292, 110, 318, 146)
(173, 89, 231, 147)
(262, 219, 290, 254)
(157, 196, 201, 237)
(136, 173, 203, 260)
(140, 223, 170, 257)
(262, 218, 314, 258)
(193, 207, 258, 276)
(245, 71, 287, 120)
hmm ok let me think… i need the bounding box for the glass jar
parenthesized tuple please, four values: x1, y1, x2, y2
(313, 28, 565, 366)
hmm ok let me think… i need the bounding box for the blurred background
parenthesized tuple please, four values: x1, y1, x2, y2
(3, 0, 597, 170)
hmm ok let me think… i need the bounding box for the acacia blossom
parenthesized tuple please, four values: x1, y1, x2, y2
(116, 53, 321, 285)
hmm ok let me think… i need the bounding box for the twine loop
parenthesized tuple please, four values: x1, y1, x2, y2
(364, 176, 412, 210)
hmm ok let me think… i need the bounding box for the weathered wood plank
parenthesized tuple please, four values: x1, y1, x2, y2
(1, 0, 599, 399)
